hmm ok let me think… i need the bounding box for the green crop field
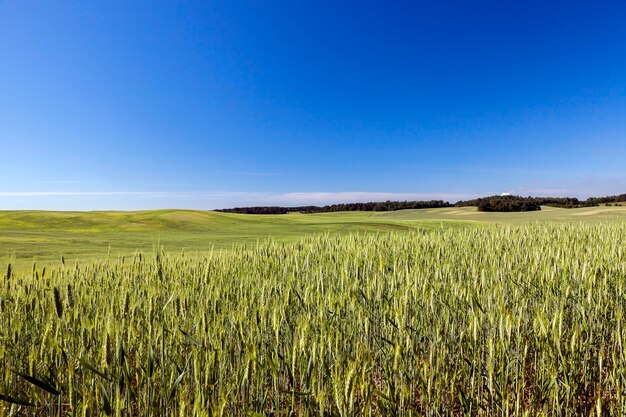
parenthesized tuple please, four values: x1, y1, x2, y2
(2, 222, 626, 415)
(0, 209, 474, 268)
(1, 207, 626, 415)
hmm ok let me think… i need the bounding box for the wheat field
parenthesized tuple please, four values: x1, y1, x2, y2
(1, 223, 626, 416)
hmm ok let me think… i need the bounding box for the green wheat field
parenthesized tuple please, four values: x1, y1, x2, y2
(1, 206, 626, 415)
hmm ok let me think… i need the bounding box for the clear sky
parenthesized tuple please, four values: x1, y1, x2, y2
(1, 1, 626, 210)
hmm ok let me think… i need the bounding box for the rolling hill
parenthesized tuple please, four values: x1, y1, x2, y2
(1, 205, 625, 266)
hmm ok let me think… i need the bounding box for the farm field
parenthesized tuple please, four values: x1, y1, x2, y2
(0, 209, 471, 267)
(1, 206, 626, 266)
(377, 204, 626, 224)
(1, 223, 626, 415)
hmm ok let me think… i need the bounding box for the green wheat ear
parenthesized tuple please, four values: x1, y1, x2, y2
(53, 286, 63, 319)
(67, 283, 74, 308)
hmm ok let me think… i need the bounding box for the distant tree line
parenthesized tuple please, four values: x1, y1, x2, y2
(214, 206, 315, 215)
(455, 195, 601, 210)
(455, 195, 541, 212)
(586, 193, 626, 205)
(215, 200, 451, 215)
(216, 193, 626, 214)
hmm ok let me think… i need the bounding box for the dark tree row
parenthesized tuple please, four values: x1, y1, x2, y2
(455, 195, 601, 210)
(586, 193, 626, 204)
(215, 200, 451, 215)
(216, 193, 625, 214)
(214, 206, 317, 215)
(461, 196, 542, 212)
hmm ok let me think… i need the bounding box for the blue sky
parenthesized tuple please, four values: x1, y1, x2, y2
(1, 1, 626, 210)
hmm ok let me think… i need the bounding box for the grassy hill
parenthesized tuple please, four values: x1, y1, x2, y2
(0, 209, 466, 265)
(1, 205, 625, 266)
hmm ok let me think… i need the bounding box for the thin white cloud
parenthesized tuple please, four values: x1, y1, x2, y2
(5, 185, 624, 210)
(0, 191, 150, 197)
(264, 192, 477, 205)
(0, 191, 260, 198)
(0, 190, 477, 210)
(3, 175, 624, 211)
